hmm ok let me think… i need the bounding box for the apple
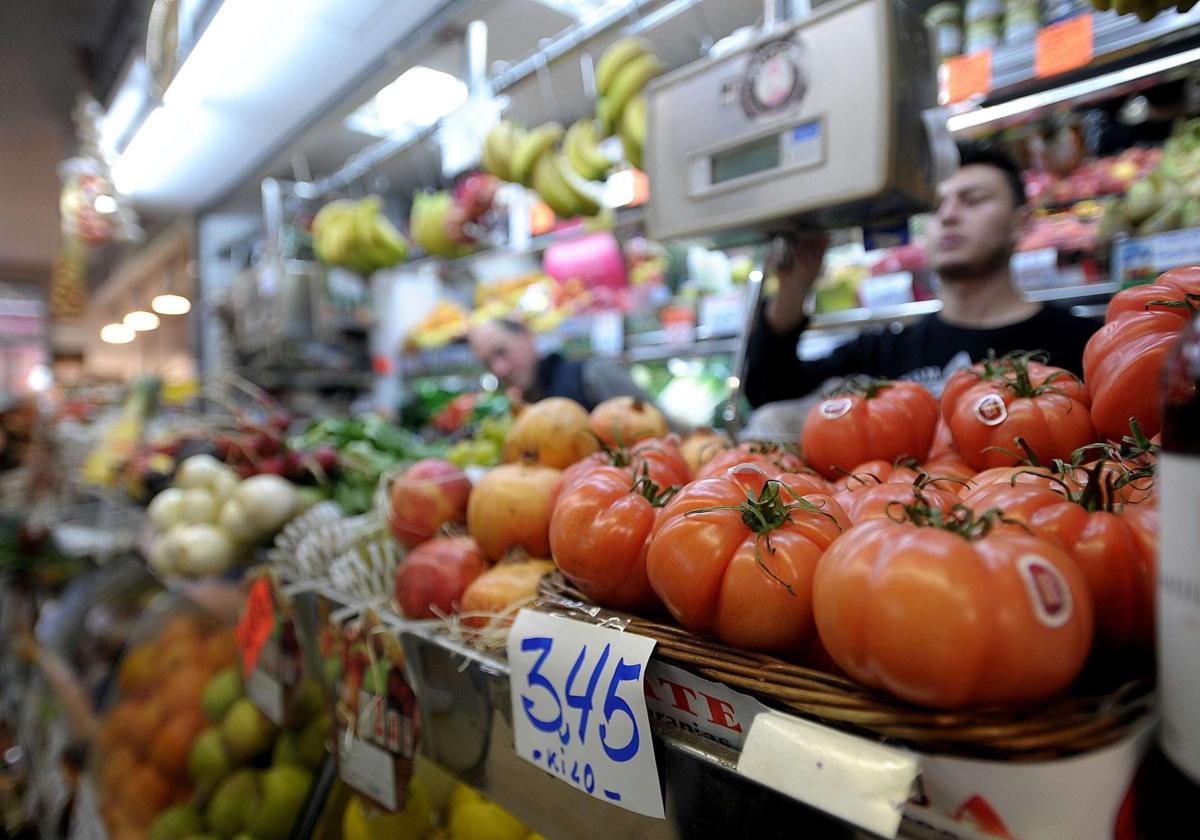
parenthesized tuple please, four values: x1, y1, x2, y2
(467, 463, 560, 562)
(202, 667, 243, 722)
(188, 727, 231, 788)
(220, 699, 277, 763)
(147, 804, 202, 840)
(245, 764, 312, 840)
(206, 769, 260, 838)
(388, 459, 472, 548)
(394, 536, 487, 619)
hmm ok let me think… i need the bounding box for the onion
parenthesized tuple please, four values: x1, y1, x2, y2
(147, 488, 186, 530)
(147, 528, 181, 574)
(211, 466, 240, 499)
(218, 498, 260, 545)
(233, 474, 299, 536)
(173, 524, 236, 577)
(175, 454, 227, 489)
(179, 488, 220, 524)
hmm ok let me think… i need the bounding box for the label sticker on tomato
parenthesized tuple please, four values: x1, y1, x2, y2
(1017, 555, 1073, 628)
(973, 394, 1008, 427)
(508, 609, 664, 818)
(819, 398, 853, 420)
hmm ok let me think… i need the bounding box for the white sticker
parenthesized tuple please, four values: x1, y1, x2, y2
(644, 661, 767, 751)
(1017, 555, 1073, 628)
(973, 393, 1008, 426)
(508, 610, 664, 818)
(246, 666, 286, 726)
(738, 711, 918, 838)
(819, 397, 853, 420)
(338, 729, 399, 812)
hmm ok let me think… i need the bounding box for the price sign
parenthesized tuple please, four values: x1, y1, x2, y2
(1035, 15, 1093, 79)
(331, 609, 419, 813)
(643, 661, 766, 751)
(942, 50, 991, 104)
(237, 575, 275, 677)
(507, 610, 664, 818)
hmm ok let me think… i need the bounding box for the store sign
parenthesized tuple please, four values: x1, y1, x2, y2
(643, 662, 766, 751)
(942, 50, 992, 104)
(238, 571, 304, 726)
(331, 609, 419, 813)
(738, 711, 919, 838)
(507, 609, 665, 818)
(1035, 15, 1093, 79)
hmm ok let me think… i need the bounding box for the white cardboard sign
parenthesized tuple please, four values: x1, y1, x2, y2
(507, 609, 665, 818)
(643, 661, 767, 751)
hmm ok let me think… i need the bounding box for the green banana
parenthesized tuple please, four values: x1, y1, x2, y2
(510, 122, 563, 187)
(621, 93, 647, 150)
(564, 119, 612, 182)
(532, 152, 581, 219)
(594, 37, 651, 98)
(601, 53, 664, 136)
(482, 120, 521, 181)
(554, 153, 601, 216)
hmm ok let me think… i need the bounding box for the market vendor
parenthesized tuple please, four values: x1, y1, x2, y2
(468, 317, 652, 410)
(743, 142, 1099, 414)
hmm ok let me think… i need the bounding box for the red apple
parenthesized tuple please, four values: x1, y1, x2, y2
(388, 458, 472, 547)
(393, 536, 487, 619)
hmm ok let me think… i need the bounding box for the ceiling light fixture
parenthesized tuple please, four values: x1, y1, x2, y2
(151, 294, 191, 315)
(101, 323, 136, 344)
(345, 66, 469, 138)
(124, 310, 161, 331)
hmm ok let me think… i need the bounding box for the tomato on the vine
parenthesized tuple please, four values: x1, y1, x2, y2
(801, 379, 940, 481)
(550, 436, 690, 512)
(694, 442, 808, 482)
(646, 469, 847, 652)
(947, 357, 1095, 471)
(833, 477, 963, 525)
(812, 503, 1094, 709)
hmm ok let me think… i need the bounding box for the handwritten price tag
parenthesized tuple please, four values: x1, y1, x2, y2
(237, 575, 275, 677)
(942, 50, 992, 104)
(1035, 15, 1093, 79)
(508, 610, 664, 818)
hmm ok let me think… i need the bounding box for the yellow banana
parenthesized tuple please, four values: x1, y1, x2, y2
(510, 122, 563, 187)
(483, 120, 521, 181)
(621, 93, 647, 150)
(594, 37, 652, 97)
(554, 153, 601, 216)
(564, 119, 612, 181)
(601, 53, 663, 136)
(532, 152, 581, 218)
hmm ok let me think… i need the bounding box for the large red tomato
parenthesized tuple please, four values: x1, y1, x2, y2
(693, 442, 808, 481)
(947, 358, 1095, 471)
(833, 459, 921, 492)
(942, 353, 1087, 420)
(549, 465, 671, 611)
(833, 479, 962, 525)
(549, 436, 690, 512)
(812, 512, 1094, 709)
(646, 470, 848, 652)
(1084, 269, 1200, 440)
(801, 380, 940, 480)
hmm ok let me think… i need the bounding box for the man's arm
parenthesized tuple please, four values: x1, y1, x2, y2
(580, 358, 654, 407)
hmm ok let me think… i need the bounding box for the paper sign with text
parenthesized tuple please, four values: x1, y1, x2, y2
(643, 661, 766, 751)
(331, 608, 419, 813)
(943, 50, 992, 104)
(238, 571, 303, 726)
(508, 609, 664, 818)
(237, 575, 275, 677)
(1035, 15, 1093, 79)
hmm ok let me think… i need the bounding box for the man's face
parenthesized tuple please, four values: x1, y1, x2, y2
(468, 322, 538, 396)
(929, 164, 1026, 280)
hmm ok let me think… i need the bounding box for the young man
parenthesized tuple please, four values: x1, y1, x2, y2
(468, 317, 651, 410)
(743, 142, 1099, 409)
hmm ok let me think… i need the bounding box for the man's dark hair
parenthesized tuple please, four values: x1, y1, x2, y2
(957, 141, 1027, 208)
(492, 317, 530, 335)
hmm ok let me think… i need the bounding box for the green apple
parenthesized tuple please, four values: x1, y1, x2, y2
(202, 667, 243, 723)
(271, 730, 302, 767)
(295, 713, 330, 770)
(244, 764, 312, 840)
(206, 769, 260, 838)
(289, 679, 324, 726)
(147, 804, 203, 840)
(188, 727, 232, 788)
(220, 698, 277, 763)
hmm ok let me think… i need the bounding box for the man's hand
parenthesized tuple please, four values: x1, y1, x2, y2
(765, 231, 829, 334)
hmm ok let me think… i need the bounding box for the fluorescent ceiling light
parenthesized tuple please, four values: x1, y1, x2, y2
(345, 66, 469, 138)
(101, 58, 154, 157)
(152, 294, 192, 315)
(101, 323, 136, 344)
(948, 44, 1200, 133)
(124, 310, 161, 331)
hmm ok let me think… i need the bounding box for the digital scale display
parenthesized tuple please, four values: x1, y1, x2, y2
(707, 120, 822, 187)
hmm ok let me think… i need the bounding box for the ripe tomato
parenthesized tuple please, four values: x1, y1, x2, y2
(961, 465, 1070, 503)
(549, 465, 671, 611)
(834, 459, 921, 492)
(833, 479, 962, 525)
(646, 469, 848, 652)
(549, 436, 690, 512)
(1085, 270, 1200, 440)
(813, 513, 1094, 709)
(693, 442, 810, 482)
(801, 380, 940, 480)
(922, 451, 977, 486)
(942, 353, 1087, 420)
(947, 358, 1095, 471)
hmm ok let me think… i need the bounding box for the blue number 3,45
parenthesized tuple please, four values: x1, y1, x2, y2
(520, 636, 562, 734)
(599, 659, 641, 762)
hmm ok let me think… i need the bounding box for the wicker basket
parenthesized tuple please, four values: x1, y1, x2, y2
(536, 572, 1154, 761)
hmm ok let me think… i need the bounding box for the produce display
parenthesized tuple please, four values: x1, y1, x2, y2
(1100, 119, 1200, 239)
(312, 195, 409, 274)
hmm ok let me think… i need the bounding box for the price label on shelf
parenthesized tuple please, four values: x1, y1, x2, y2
(507, 610, 664, 818)
(237, 575, 275, 677)
(942, 50, 992, 104)
(1035, 15, 1093, 79)
(643, 661, 767, 752)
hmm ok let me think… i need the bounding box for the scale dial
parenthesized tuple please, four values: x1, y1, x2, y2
(740, 38, 806, 118)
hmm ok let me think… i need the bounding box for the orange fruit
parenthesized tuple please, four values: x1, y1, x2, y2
(103, 702, 141, 748)
(125, 696, 168, 759)
(159, 664, 209, 714)
(101, 744, 137, 796)
(148, 708, 206, 778)
(201, 630, 238, 672)
(157, 637, 202, 676)
(121, 764, 171, 826)
(118, 643, 161, 698)
(158, 614, 206, 646)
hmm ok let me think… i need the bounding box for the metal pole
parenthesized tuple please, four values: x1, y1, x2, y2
(466, 20, 488, 95)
